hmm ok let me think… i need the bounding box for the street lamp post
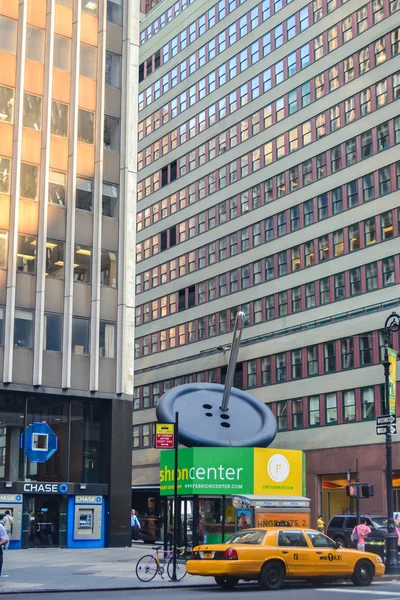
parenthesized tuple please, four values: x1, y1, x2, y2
(383, 311, 400, 574)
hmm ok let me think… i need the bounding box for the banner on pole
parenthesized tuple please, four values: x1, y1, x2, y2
(389, 347, 397, 416)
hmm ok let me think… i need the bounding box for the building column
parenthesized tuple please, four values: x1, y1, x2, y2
(33, 0, 55, 386)
(3, 1, 27, 383)
(89, 0, 106, 391)
(107, 396, 133, 546)
(116, 0, 139, 396)
(62, 0, 82, 389)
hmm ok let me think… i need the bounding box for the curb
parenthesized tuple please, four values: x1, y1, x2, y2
(0, 583, 214, 595)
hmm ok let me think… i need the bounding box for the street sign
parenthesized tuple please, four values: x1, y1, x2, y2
(376, 415, 396, 426)
(376, 424, 397, 436)
(155, 423, 174, 449)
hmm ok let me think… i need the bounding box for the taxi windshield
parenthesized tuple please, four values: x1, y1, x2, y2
(224, 530, 266, 545)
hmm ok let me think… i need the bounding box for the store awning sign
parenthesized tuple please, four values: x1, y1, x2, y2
(160, 447, 305, 496)
(24, 422, 58, 463)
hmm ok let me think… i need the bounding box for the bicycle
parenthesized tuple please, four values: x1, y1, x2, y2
(135, 545, 187, 582)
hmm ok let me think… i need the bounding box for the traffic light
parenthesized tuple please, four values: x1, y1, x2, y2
(361, 484, 374, 498)
(346, 484, 359, 497)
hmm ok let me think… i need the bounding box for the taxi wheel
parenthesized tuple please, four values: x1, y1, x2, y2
(259, 561, 285, 590)
(351, 559, 374, 586)
(214, 576, 239, 589)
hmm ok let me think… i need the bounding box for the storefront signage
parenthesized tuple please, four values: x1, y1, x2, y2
(389, 347, 397, 415)
(75, 496, 102, 504)
(160, 447, 305, 496)
(0, 495, 22, 503)
(155, 423, 174, 449)
(25, 422, 58, 463)
(23, 483, 69, 494)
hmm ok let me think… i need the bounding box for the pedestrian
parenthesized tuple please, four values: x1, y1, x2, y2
(351, 517, 371, 551)
(0, 521, 9, 576)
(317, 515, 325, 533)
(2, 511, 13, 550)
(131, 509, 141, 541)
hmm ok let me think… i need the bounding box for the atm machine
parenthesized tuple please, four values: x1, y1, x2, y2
(67, 495, 105, 548)
(0, 494, 23, 549)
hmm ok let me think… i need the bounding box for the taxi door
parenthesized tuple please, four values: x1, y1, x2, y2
(304, 530, 351, 576)
(275, 530, 312, 577)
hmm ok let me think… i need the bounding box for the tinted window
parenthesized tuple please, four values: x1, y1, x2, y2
(224, 530, 266, 545)
(306, 531, 335, 548)
(278, 530, 308, 547)
(328, 517, 345, 528)
(346, 517, 357, 529)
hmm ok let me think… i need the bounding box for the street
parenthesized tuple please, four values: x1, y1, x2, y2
(2, 582, 400, 600)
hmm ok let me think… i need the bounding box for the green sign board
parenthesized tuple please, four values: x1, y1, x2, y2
(160, 447, 305, 496)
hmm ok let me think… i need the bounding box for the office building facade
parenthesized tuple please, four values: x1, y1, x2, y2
(0, 0, 138, 548)
(134, 0, 400, 524)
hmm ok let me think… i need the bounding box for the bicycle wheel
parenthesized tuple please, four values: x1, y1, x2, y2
(167, 555, 187, 581)
(136, 555, 159, 582)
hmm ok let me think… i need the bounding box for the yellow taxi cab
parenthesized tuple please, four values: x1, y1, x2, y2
(187, 527, 385, 590)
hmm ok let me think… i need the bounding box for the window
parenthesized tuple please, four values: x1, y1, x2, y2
(339, 389, 355, 423)
(278, 530, 308, 547)
(102, 182, 118, 218)
(247, 360, 257, 388)
(20, 163, 39, 200)
(72, 317, 89, 354)
(309, 396, 320, 426)
(362, 387, 375, 420)
(51, 101, 68, 137)
(74, 245, 91, 282)
(333, 230, 344, 257)
(26, 26, 45, 63)
(360, 333, 373, 366)
(319, 236, 329, 261)
(261, 356, 271, 385)
(82, 0, 97, 14)
(379, 166, 392, 196)
(80, 43, 97, 79)
(377, 122, 389, 151)
(0, 16, 17, 55)
(100, 321, 115, 358)
(46, 240, 64, 278)
(276, 401, 287, 430)
(78, 109, 94, 144)
(382, 212, 394, 240)
(106, 52, 121, 88)
(320, 277, 330, 304)
(366, 262, 378, 290)
(14, 310, 33, 348)
(334, 272, 345, 300)
(276, 353, 286, 382)
(54, 35, 71, 71)
(17, 234, 36, 273)
(291, 350, 302, 379)
(292, 399, 303, 429)
(307, 346, 318, 376)
(104, 116, 120, 152)
(349, 224, 360, 251)
(326, 393, 337, 424)
(350, 267, 361, 296)
(278, 291, 288, 316)
(48, 170, 66, 206)
(305, 282, 315, 308)
(341, 337, 354, 369)
(44, 313, 62, 352)
(76, 177, 93, 211)
(23, 93, 42, 131)
(0, 86, 13, 123)
(383, 256, 395, 286)
(363, 174, 375, 203)
(265, 295, 274, 320)
(324, 342, 336, 372)
(101, 250, 117, 287)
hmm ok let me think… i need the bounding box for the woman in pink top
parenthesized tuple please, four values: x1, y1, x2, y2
(352, 518, 371, 551)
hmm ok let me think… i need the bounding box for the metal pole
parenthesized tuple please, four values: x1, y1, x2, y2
(383, 312, 400, 574)
(220, 311, 245, 412)
(171, 411, 179, 581)
(356, 459, 360, 526)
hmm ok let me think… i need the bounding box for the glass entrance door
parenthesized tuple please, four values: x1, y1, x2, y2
(23, 495, 67, 548)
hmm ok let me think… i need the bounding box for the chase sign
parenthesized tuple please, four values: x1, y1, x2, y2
(25, 422, 58, 463)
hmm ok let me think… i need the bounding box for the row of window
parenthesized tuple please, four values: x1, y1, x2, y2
(134, 238, 398, 358)
(140, 0, 312, 95)
(132, 385, 387, 444)
(137, 77, 398, 248)
(139, 57, 399, 203)
(0, 156, 119, 217)
(135, 250, 398, 328)
(0, 233, 117, 287)
(0, 88, 120, 150)
(135, 114, 400, 293)
(58, 0, 123, 23)
(137, 147, 399, 267)
(140, 0, 195, 45)
(138, 0, 394, 141)
(0, 307, 115, 357)
(138, 33, 390, 177)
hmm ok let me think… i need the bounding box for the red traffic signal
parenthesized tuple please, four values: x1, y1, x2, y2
(346, 484, 359, 497)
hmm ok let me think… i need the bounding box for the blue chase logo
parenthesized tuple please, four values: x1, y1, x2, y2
(25, 422, 58, 463)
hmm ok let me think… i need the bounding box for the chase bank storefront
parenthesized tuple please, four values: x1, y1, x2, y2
(0, 392, 115, 549)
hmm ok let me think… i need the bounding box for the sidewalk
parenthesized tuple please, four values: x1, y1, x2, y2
(0, 546, 214, 594)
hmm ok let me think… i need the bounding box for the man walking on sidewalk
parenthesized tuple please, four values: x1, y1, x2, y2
(0, 522, 9, 576)
(2, 512, 13, 550)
